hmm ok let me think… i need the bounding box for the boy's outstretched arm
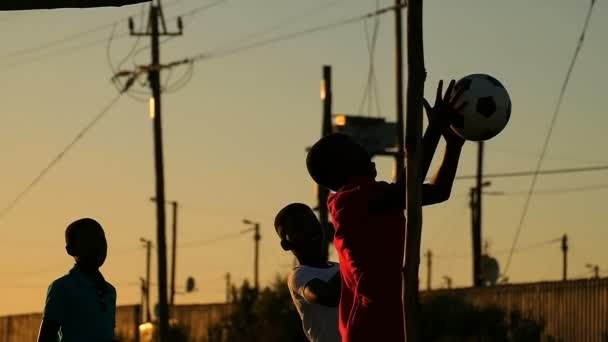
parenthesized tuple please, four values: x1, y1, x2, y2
(420, 80, 464, 180)
(394, 80, 465, 206)
(421, 79, 466, 205)
(302, 271, 341, 307)
(37, 319, 60, 342)
(421, 136, 464, 205)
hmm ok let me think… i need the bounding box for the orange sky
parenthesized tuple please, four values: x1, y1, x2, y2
(1, 0, 607, 315)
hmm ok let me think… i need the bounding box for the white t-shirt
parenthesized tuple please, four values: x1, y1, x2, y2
(288, 262, 341, 342)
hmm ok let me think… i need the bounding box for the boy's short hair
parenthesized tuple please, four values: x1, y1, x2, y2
(306, 133, 371, 191)
(65, 218, 105, 247)
(274, 203, 313, 238)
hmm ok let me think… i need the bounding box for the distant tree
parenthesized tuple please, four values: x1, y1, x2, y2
(208, 277, 307, 342)
(420, 295, 554, 342)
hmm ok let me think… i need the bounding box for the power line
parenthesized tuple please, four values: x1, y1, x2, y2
(503, 0, 598, 276)
(0, 0, 216, 69)
(455, 165, 608, 180)
(179, 203, 273, 221)
(209, 0, 347, 55)
(1, 33, 131, 69)
(180, 2, 406, 63)
(0, 94, 123, 222)
(359, 0, 382, 116)
(488, 145, 607, 165)
(178, 230, 250, 249)
(499, 184, 608, 196)
(0, 21, 127, 62)
(434, 237, 561, 260)
(0, 0, 191, 61)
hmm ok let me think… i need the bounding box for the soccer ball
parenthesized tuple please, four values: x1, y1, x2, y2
(450, 74, 511, 141)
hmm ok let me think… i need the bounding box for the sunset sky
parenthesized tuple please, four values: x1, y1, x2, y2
(1, 0, 607, 316)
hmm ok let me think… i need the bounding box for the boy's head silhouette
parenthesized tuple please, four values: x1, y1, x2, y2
(274, 203, 325, 263)
(65, 218, 107, 269)
(306, 133, 376, 192)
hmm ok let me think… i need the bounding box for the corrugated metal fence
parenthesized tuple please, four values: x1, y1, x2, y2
(2, 279, 606, 341)
(0, 304, 229, 342)
(422, 278, 608, 342)
(0, 305, 140, 342)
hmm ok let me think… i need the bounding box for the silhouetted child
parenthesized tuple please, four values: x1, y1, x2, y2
(37, 218, 117, 342)
(306, 81, 465, 342)
(275, 203, 341, 342)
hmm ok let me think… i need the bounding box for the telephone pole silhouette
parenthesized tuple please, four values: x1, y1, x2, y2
(140, 238, 152, 322)
(243, 219, 261, 291)
(128, 1, 183, 339)
(225, 272, 232, 303)
(425, 249, 432, 291)
(151, 198, 179, 306)
(561, 234, 568, 281)
(318, 65, 333, 262)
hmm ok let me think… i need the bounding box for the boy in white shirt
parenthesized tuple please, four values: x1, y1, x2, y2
(274, 203, 341, 342)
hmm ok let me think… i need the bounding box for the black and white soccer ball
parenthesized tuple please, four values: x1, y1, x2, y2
(450, 74, 511, 141)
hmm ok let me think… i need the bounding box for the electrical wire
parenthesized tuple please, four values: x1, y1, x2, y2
(209, 0, 346, 54)
(503, 0, 597, 276)
(499, 184, 608, 196)
(434, 237, 561, 260)
(178, 230, 250, 249)
(184, 3, 406, 63)
(358, 0, 382, 116)
(0, 0, 219, 70)
(455, 165, 608, 181)
(0, 94, 123, 222)
(0, 0, 192, 63)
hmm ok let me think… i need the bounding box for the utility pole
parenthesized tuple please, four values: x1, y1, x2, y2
(469, 188, 479, 286)
(586, 264, 600, 279)
(129, 2, 183, 339)
(243, 219, 261, 291)
(425, 250, 432, 291)
(319, 65, 333, 262)
(470, 180, 491, 287)
(140, 238, 152, 322)
(473, 142, 484, 287)
(139, 277, 146, 323)
(254, 223, 260, 291)
(225, 273, 231, 303)
(170, 201, 178, 306)
(151, 198, 179, 306)
(442, 276, 452, 289)
(394, 0, 405, 178)
(561, 234, 568, 281)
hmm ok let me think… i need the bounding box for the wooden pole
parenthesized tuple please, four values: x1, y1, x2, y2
(403, 0, 425, 341)
(473, 142, 484, 287)
(319, 66, 333, 262)
(561, 234, 568, 281)
(393, 1, 406, 335)
(425, 249, 432, 291)
(170, 201, 178, 306)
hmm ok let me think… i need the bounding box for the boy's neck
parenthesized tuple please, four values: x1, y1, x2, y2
(75, 263, 101, 275)
(297, 257, 328, 268)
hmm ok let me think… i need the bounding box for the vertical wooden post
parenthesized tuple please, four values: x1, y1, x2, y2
(403, 0, 426, 341)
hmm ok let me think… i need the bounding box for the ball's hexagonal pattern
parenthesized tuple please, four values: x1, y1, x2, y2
(477, 96, 497, 118)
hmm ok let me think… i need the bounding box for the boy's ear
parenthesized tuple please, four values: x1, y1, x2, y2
(370, 161, 377, 178)
(66, 244, 76, 256)
(280, 240, 296, 251)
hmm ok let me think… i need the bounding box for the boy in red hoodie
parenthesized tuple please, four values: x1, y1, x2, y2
(306, 80, 465, 342)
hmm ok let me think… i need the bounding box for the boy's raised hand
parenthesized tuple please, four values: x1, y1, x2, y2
(423, 80, 467, 146)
